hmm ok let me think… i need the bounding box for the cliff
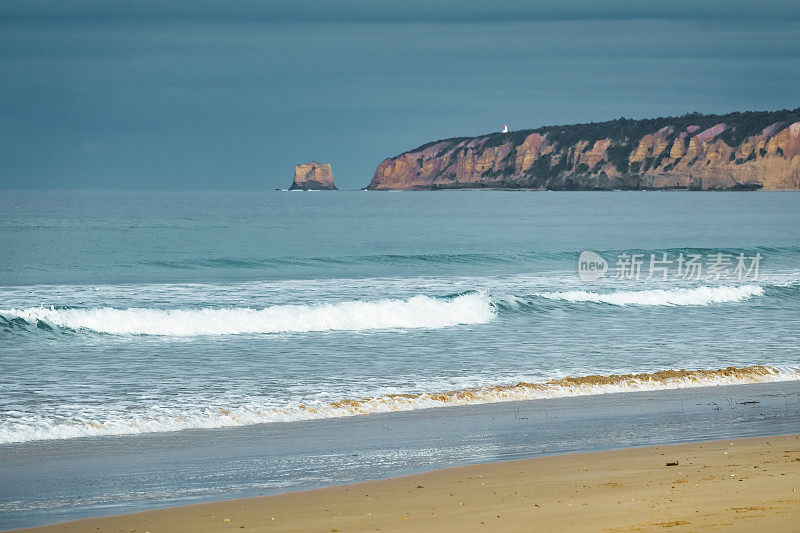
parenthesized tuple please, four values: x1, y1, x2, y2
(367, 108, 800, 190)
(290, 162, 337, 190)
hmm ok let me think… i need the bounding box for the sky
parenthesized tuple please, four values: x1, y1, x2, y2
(1, 0, 799, 190)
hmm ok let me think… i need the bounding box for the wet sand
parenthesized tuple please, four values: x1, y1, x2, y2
(14, 434, 800, 532)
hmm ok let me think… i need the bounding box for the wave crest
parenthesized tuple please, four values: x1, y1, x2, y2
(0, 293, 494, 336)
(0, 284, 771, 337)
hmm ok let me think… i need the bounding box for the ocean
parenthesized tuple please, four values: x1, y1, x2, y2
(1, 190, 799, 528)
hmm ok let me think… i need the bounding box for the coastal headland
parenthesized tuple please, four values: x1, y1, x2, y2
(368, 108, 800, 190)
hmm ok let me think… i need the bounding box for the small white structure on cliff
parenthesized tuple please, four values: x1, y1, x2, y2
(502, 124, 508, 133)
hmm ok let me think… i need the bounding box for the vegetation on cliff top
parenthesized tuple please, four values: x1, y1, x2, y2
(400, 107, 800, 160)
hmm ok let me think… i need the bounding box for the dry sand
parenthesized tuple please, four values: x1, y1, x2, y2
(15, 434, 800, 532)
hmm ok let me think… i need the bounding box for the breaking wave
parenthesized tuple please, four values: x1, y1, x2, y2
(533, 284, 764, 307)
(0, 293, 494, 336)
(2, 365, 797, 444)
(0, 284, 770, 337)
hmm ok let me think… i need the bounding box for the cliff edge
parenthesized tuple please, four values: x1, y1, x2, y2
(367, 108, 800, 190)
(290, 162, 337, 190)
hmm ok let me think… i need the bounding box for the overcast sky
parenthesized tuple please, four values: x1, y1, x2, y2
(1, 0, 798, 190)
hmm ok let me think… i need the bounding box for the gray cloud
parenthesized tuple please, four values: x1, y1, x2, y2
(1, 1, 798, 189)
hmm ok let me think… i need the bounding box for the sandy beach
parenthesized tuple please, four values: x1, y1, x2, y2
(14, 433, 800, 533)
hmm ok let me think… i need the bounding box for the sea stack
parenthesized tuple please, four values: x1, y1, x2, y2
(289, 162, 338, 190)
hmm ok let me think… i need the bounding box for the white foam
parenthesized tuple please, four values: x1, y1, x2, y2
(1, 366, 798, 444)
(0, 293, 494, 336)
(536, 284, 763, 306)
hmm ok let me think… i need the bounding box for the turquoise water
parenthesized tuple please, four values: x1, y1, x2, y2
(1, 190, 800, 527)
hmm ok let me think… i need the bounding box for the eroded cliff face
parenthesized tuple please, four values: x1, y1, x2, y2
(290, 162, 337, 190)
(367, 109, 800, 190)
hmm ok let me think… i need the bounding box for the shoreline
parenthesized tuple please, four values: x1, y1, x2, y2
(12, 433, 800, 532)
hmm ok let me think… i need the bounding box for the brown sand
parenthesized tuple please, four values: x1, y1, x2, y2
(15, 434, 800, 532)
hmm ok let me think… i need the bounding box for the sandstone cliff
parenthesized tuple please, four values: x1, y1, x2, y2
(367, 108, 800, 190)
(290, 162, 337, 190)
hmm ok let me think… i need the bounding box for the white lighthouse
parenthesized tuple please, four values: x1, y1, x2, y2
(502, 124, 508, 133)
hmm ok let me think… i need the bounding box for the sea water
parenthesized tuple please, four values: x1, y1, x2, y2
(1, 190, 799, 526)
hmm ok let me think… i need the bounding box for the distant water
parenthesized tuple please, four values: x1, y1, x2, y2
(1, 190, 799, 445)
